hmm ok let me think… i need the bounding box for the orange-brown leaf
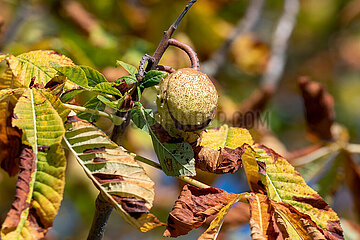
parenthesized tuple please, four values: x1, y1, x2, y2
(163, 185, 237, 237)
(194, 125, 253, 174)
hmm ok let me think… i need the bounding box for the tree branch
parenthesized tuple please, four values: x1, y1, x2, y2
(88, 2, 198, 239)
(260, 0, 300, 92)
(146, 0, 198, 71)
(202, 0, 265, 77)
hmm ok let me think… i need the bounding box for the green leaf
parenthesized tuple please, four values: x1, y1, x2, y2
(96, 95, 126, 112)
(1, 50, 74, 89)
(134, 107, 196, 176)
(63, 116, 165, 232)
(2, 88, 67, 239)
(93, 82, 122, 96)
(77, 96, 105, 122)
(117, 75, 138, 85)
(60, 89, 84, 102)
(53, 65, 88, 88)
(130, 107, 156, 133)
(116, 60, 138, 76)
(13, 88, 66, 147)
(80, 66, 107, 87)
(140, 70, 168, 89)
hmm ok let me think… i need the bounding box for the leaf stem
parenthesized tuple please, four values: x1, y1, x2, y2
(132, 153, 210, 189)
(63, 103, 124, 125)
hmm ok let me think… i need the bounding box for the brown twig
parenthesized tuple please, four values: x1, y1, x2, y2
(202, 0, 265, 77)
(168, 38, 200, 70)
(155, 65, 176, 73)
(145, 0, 198, 72)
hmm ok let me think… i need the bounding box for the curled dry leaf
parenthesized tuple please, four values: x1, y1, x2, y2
(247, 193, 278, 240)
(250, 219, 267, 240)
(0, 89, 24, 176)
(199, 193, 250, 240)
(194, 124, 253, 174)
(164, 185, 237, 237)
(298, 77, 335, 141)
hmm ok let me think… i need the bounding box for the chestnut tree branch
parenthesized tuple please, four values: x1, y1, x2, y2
(146, 0, 198, 71)
(88, 2, 198, 239)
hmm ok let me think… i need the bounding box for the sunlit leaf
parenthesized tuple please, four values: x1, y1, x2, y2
(63, 116, 164, 232)
(1, 88, 67, 239)
(116, 60, 138, 76)
(2, 50, 74, 89)
(195, 125, 253, 174)
(93, 82, 122, 96)
(140, 70, 168, 89)
(252, 144, 343, 239)
(53, 65, 88, 88)
(80, 66, 107, 87)
(1, 144, 67, 240)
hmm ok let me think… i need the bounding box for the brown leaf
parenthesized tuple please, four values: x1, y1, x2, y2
(273, 202, 341, 240)
(163, 185, 237, 237)
(298, 77, 335, 141)
(204, 202, 250, 232)
(250, 219, 267, 240)
(248, 193, 278, 240)
(194, 125, 253, 174)
(1, 146, 41, 237)
(0, 99, 22, 176)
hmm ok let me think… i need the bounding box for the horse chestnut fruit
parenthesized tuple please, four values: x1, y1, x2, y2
(156, 68, 218, 142)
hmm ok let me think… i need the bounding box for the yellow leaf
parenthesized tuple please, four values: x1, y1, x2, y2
(1, 50, 74, 90)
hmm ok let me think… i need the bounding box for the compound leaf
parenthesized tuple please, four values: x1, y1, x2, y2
(2, 50, 74, 89)
(63, 116, 164, 232)
(1, 88, 67, 239)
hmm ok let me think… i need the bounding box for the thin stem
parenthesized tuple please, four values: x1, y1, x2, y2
(155, 65, 176, 73)
(290, 143, 340, 167)
(132, 153, 210, 189)
(168, 38, 200, 70)
(87, 194, 113, 240)
(202, 0, 265, 77)
(146, 0, 198, 71)
(63, 103, 124, 125)
(261, 0, 300, 91)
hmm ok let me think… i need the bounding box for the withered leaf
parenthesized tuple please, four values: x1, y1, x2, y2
(194, 125, 253, 174)
(298, 77, 335, 141)
(164, 185, 237, 237)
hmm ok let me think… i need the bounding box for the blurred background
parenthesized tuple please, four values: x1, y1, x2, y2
(0, 0, 360, 239)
